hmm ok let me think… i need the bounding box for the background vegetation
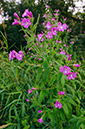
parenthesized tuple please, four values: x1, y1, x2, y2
(0, 0, 85, 58)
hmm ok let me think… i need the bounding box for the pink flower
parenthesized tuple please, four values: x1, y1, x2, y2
(60, 48, 62, 50)
(64, 18, 67, 21)
(29, 47, 31, 50)
(21, 18, 31, 28)
(70, 41, 74, 44)
(66, 55, 71, 61)
(40, 45, 43, 48)
(16, 51, 23, 61)
(62, 23, 68, 30)
(74, 64, 80, 67)
(67, 72, 77, 80)
(43, 14, 47, 18)
(22, 9, 29, 17)
(58, 91, 65, 95)
(49, 63, 52, 66)
(59, 41, 62, 43)
(45, 5, 51, 8)
(26, 99, 29, 102)
(9, 50, 23, 61)
(22, 9, 33, 18)
(60, 50, 66, 55)
(55, 100, 62, 109)
(32, 87, 36, 90)
(42, 21, 46, 25)
(12, 19, 20, 25)
(19, 51, 23, 57)
(14, 12, 20, 19)
(39, 58, 41, 61)
(24, 34, 27, 37)
(55, 9, 59, 12)
(31, 53, 33, 55)
(35, 57, 37, 59)
(37, 34, 44, 41)
(9, 50, 17, 61)
(45, 21, 52, 30)
(51, 27, 57, 36)
(56, 40, 58, 42)
(27, 11, 33, 18)
(38, 110, 42, 113)
(67, 28, 71, 32)
(38, 118, 43, 123)
(57, 22, 68, 32)
(28, 89, 33, 94)
(64, 44, 66, 46)
(59, 65, 71, 75)
(45, 31, 53, 39)
(36, 43, 38, 46)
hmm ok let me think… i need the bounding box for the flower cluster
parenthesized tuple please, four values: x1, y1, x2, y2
(42, 10, 68, 40)
(59, 65, 77, 80)
(54, 91, 65, 109)
(9, 50, 23, 61)
(12, 9, 32, 28)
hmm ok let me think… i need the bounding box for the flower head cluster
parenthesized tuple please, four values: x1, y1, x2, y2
(9, 50, 23, 61)
(59, 65, 77, 80)
(59, 65, 71, 75)
(12, 9, 32, 29)
(67, 72, 77, 80)
(57, 22, 68, 32)
(60, 50, 66, 55)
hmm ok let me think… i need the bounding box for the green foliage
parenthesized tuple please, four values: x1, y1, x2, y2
(0, 7, 85, 129)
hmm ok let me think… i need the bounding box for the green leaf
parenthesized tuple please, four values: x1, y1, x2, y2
(22, 119, 27, 126)
(76, 118, 85, 128)
(77, 73, 82, 82)
(36, 68, 42, 82)
(38, 90, 44, 104)
(33, 14, 40, 33)
(14, 106, 20, 123)
(43, 61, 48, 70)
(61, 74, 65, 87)
(25, 66, 31, 74)
(69, 98, 77, 106)
(23, 125, 30, 129)
(66, 84, 75, 97)
(48, 74, 57, 86)
(63, 103, 69, 116)
(0, 31, 8, 49)
(47, 99, 55, 103)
